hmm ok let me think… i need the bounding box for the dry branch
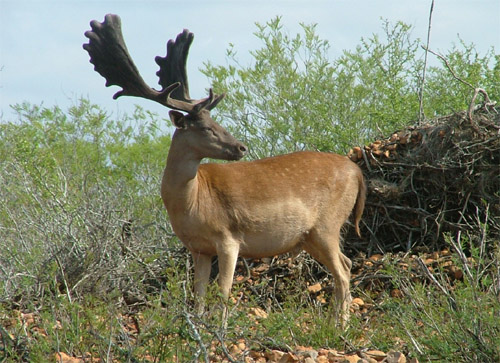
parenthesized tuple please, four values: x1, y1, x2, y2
(346, 108, 499, 254)
(422, 47, 498, 126)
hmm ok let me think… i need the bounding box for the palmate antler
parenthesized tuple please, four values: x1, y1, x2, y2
(83, 14, 224, 114)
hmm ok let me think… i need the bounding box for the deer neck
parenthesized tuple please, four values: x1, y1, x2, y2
(161, 140, 202, 213)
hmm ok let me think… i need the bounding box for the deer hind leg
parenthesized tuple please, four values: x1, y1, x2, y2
(305, 228, 352, 327)
(341, 252, 352, 271)
(192, 253, 212, 315)
(336, 250, 353, 292)
(340, 251, 353, 306)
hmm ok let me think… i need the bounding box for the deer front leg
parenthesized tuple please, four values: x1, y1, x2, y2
(216, 243, 239, 328)
(192, 253, 212, 315)
(217, 245, 239, 299)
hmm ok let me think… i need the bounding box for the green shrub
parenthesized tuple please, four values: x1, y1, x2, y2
(377, 234, 500, 362)
(203, 18, 499, 158)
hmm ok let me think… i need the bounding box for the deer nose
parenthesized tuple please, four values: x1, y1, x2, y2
(238, 144, 248, 155)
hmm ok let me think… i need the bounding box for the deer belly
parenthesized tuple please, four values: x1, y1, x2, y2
(237, 199, 317, 258)
(239, 229, 309, 258)
(238, 213, 314, 258)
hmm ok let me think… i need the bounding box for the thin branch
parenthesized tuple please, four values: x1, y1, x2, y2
(422, 46, 496, 125)
(54, 255, 72, 304)
(419, 0, 435, 124)
(468, 88, 496, 120)
(183, 311, 209, 363)
(448, 231, 475, 284)
(361, 148, 372, 172)
(401, 323, 425, 356)
(196, 319, 238, 363)
(182, 282, 209, 362)
(423, 47, 475, 89)
(416, 257, 457, 310)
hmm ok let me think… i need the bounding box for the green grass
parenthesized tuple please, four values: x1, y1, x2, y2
(1, 248, 499, 362)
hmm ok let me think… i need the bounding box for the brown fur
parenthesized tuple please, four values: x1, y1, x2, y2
(161, 110, 366, 326)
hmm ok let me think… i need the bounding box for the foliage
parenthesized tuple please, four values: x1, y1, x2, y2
(2, 239, 499, 362)
(376, 233, 500, 362)
(0, 100, 175, 307)
(203, 17, 499, 158)
(426, 39, 500, 115)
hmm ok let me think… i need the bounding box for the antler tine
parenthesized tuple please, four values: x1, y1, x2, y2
(84, 14, 224, 113)
(155, 29, 193, 102)
(156, 30, 226, 111)
(83, 14, 162, 101)
(83, 14, 186, 112)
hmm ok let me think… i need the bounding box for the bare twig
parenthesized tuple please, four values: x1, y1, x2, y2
(422, 46, 496, 126)
(468, 88, 496, 120)
(183, 311, 209, 363)
(0, 325, 15, 352)
(448, 232, 475, 284)
(234, 258, 251, 285)
(401, 323, 425, 356)
(54, 254, 72, 304)
(416, 257, 457, 309)
(194, 318, 237, 363)
(419, 0, 435, 124)
(361, 148, 372, 172)
(423, 47, 475, 89)
(106, 325, 114, 362)
(181, 282, 209, 362)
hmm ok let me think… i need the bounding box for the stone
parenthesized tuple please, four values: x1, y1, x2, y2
(386, 351, 406, 363)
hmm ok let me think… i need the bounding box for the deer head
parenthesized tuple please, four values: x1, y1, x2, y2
(83, 14, 247, 161)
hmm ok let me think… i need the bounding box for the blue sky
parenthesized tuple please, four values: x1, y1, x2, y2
(1, 0, 499, 119)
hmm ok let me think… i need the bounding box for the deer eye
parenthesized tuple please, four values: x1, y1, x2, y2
(201, 127, 215, 135)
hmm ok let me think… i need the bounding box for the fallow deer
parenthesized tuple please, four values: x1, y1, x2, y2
(84, 14, 366, 326)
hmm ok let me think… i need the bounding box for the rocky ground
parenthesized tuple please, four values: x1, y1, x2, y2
(13, 249, 465, 362)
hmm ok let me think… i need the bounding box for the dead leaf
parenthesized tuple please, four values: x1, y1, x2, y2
(279, 352, 299, 363)
(366, 350, 387, 361)
(248, 307, 268, 319)
(352, 297, 365, 307)
(342, 354, 362, 363)
(54, 352, 83, 363)
(307, 283, 322, 293)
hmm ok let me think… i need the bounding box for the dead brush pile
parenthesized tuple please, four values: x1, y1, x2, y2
(345, 107, 500, 255)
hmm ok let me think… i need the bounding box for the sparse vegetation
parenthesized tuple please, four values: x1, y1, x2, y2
(1, 19, 499, 362)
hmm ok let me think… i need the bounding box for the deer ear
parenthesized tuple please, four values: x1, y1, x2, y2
(169, 110, 187, 129)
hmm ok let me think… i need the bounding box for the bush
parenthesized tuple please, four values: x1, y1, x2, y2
(344, 108, 500, 254)
(0, 100, 177, 307)
(377, 233, 500, 362)
(203, 17, 499, 158)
